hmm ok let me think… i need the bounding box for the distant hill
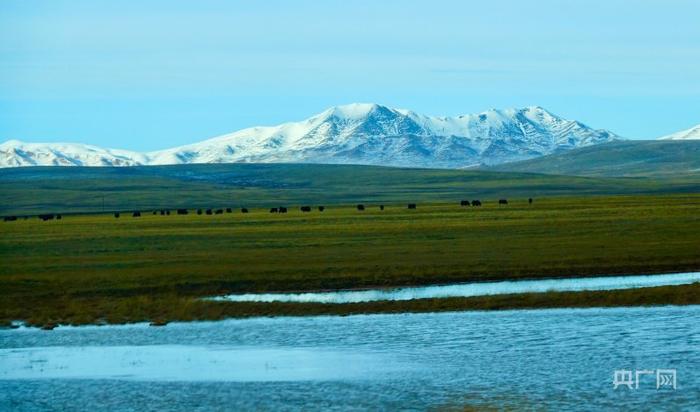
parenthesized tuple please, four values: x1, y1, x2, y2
(2, 163, 700, 215)
(489, 141, 700, 177)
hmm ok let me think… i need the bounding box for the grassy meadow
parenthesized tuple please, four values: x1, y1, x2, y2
(3, 163, 700, 215)
(1, 194, 699, 326)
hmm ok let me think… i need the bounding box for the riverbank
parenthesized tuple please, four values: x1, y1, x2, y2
(2, 282, 698, 328)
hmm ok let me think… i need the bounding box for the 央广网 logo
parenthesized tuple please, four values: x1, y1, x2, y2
(613, 369, 676, 390)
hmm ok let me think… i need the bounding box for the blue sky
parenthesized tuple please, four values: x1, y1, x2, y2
(1, 0, 699, 151)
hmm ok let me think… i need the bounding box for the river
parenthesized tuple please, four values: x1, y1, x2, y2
(1, 305, 698, 410)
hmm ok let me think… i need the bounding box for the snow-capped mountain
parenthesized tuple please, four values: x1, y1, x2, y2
(0, 140, 147, 168)
(0, 104, 621, 169)
(658, 124, 700, 141)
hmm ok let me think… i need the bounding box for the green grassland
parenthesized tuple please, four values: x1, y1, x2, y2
(1, 194, 699, 326)
(2, 163, 700, 215)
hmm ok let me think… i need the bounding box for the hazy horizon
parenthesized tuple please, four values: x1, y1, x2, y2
(2, 0, 699, 151)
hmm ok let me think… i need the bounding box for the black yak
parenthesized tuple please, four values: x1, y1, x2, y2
(215, 209, 223, 214)
(160, 210, 166, 215)
(38, 214, 54, 221)
(300, 206, 311, 212)
(380, 205, 385, 211)
(56, 214, 62, 220)
(177, 209, 188, 215)
(499, 199, 508, 205)
(114, 212, 120, 218)
(205, 209, 213, 215)
(241, 208, 249, 213)
(197, 209, 203, 215)
(226, 208, 232, 213)
(407, 203, 417, 209)
(279, 207, 288, 213)
(132, 211, 141, 217)
(270, 207, 278, 213)
(3, 216, 17, 222)
(471, 200, 481, 206)
(529, 198, 533, 205)
(460, 200, 470, 206)
(357, 204, 365, 211)
(166, 210, 170, 215)
(318, 206, 325, 212)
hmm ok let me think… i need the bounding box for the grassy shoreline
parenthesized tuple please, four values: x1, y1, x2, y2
(2, 283, 698, 328)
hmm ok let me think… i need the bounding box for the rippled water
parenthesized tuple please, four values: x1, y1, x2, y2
(1, 306, 698, 410)
(209, 272, 700, 303)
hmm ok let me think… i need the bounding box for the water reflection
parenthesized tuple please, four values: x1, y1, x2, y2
(0, 346, 397, 382)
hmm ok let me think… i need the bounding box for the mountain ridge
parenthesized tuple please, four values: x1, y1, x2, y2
(1, 103, 621, 168)
(658, 124, 700, 141)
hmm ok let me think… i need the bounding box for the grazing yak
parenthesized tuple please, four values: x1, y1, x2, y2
(471, 200, 482, 206)
(499, 199, 508, 205)
(318, 206, 325, 212)
(529, 198, 533, 205)
(460, 200, 470, 206)
(226, 208, 232, 213)
(357, 204, 365, 211)
(38, 214, 55, 221)
(380, 205, 385, 211)
(3, 216, 17, 222)
(196, 209, 203, 215)
(270, 207, 278, 213)
(114, 212, 120, 218)
(407, 203, 417, 209)
(215, 209, 224, 214)
(177, 209, 188, 215)
(241, 208, 249, 213)
(279, 207, 288, 213)
(300, 206, 311, 212)
(160, 210, 166, 215)
(56, 214, 62, 220)
(205, 209, 213, 215)
(132, 211, 141, 217)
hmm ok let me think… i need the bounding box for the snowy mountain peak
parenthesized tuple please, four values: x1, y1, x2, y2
(322, 103, 384, 120)
(659, 124, 700, 140)
(1, 104, 622, 169)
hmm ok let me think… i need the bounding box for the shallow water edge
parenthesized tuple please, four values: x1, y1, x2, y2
(4, 281, 700, 330)
(209, 272, 700, 303)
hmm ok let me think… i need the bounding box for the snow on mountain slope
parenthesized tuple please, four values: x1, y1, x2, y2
(0, 104, 620, 169)
(0, 140, 147, 167)
(658, 124, 700, 140)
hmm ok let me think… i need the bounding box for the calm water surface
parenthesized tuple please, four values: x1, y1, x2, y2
(1, 306, 698, 411)
(210, 272, 700, 303)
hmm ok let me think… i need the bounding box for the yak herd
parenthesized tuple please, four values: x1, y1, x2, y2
(3, 198, 535, 222)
